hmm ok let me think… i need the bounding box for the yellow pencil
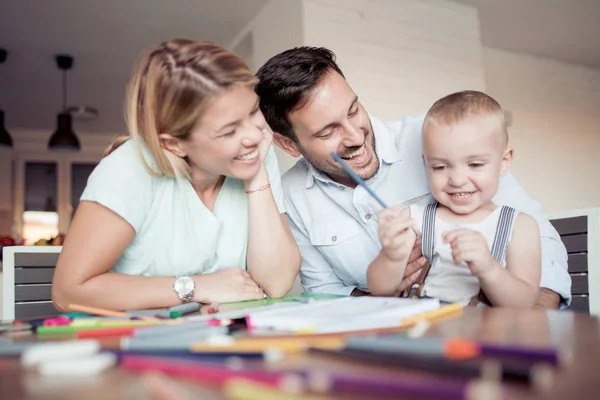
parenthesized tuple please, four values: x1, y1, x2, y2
(67, 304, 160, 322)
(223, 377, 332, 400)
(191, 336, 346, 354)
(401, 302, 463, 326)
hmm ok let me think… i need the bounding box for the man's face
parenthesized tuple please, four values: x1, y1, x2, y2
(286, 71, 379, 187)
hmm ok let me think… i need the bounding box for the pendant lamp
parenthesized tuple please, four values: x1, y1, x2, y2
(48, 54, 80, 151)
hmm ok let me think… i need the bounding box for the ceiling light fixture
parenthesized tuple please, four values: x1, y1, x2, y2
(48, 54, 81, 152)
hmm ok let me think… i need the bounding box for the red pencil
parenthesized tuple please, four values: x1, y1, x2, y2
(77, 326, 137, 339)
(121, 355, 302, 391)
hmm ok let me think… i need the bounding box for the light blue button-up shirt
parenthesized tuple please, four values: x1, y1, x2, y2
(281, 115, 571, 306)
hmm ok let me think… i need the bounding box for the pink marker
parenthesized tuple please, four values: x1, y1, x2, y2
(42, 316, 71, 327)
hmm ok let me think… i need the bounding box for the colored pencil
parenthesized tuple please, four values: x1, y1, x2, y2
(123, 354, 500, 400)
(352, 335, 563, 366)
(133, 321, 215, 338)
(156, 302, 201, 319)
(122, 327, 229, 350)
(77, 326, 138, 339)
(477, 343, 565, 366)
(191, 336, 346, 354)
(310, 347, 486, 379)
(330, 152, 388, 208)
(346, 336, 480, 360)
(401, 302, 463, 325)
(224, 378, 330, 400)
(113, 350, 264, 360)
(67, 304, 159, 321)
(300, 369, 500, 400)
(36, 321, 165, 337)
(121, 355, 292, 387)
(311, 347, 535, 384)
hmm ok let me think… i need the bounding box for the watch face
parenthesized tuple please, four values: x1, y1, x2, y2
(175, 276, 194, 295)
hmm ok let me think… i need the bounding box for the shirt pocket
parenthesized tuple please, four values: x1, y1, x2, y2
(308, 219, 367, 286)
(309, 218, 360, 246)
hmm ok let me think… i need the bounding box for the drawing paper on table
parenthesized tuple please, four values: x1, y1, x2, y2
(247, 297, 440, 332)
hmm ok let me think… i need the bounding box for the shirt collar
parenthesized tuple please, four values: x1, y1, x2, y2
(371, 116, 403, 165)
(304, 115, 404, 189)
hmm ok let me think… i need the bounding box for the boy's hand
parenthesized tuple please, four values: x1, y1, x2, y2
(443, 228, 498, 278)
(378, 207, 417, 263)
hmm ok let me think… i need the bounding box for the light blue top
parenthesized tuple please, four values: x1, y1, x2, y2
(81, 139, 285, 277)
(281, 115, 572, 307)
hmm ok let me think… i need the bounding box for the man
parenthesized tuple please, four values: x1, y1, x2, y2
(256, 47, 570, 309)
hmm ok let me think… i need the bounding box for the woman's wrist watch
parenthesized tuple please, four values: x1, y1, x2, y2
(173, 275, 195, 303)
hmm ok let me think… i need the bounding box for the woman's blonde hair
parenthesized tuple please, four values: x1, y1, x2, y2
(105, 39, 258, 178)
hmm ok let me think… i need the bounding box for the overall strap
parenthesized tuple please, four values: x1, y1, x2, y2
(404, 202, 438, 299)
(490, 206, 517, 264)
(421, 202, 438, 262)
(474, 205, 517, 306)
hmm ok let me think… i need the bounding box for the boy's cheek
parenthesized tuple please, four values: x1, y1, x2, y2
(428, 176, 445, 192)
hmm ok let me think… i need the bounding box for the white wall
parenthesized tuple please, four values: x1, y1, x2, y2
(303, 0, 486, 120)
(236, 0, 600, 213)
(484, 48, 600, 213)
(229, 0, 305, 173)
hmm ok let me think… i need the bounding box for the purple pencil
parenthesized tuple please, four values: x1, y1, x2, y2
(305, 370, 501, 400)
(479, 343, 568, 366)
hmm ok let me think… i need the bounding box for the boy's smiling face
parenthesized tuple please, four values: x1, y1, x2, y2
(423, 115, 513, 215)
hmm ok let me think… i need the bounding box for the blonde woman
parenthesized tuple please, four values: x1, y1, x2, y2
(52, 39, 301, 311)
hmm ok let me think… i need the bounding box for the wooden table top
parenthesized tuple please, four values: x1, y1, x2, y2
(1, 306, 600, 400)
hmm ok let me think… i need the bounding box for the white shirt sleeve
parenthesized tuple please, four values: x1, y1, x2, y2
(493, 172, 571, 307)
(80, 142, 154, 233)
(264, 145, 286, 214)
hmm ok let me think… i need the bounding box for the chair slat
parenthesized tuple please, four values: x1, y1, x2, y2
(571, 275, 589, 295)
(14, 268, 55, 284)
(568, 253, 588, 273)
(14, 284, 52, 302)
(14, 252, 60, 267)
(562, 234, 587, 254)
(14, 301, 60, 320)
(551, 216, 587, 236)
(568, 295, 589, 313)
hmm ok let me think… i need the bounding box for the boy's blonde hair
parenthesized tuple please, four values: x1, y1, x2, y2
(423, 90, 507, 142)
(105, 39, 258, 178)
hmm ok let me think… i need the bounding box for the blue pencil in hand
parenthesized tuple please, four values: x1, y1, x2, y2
(330, 152, 388, 208)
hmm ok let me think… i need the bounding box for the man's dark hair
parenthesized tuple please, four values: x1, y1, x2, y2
(256, 47, 344, 141)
